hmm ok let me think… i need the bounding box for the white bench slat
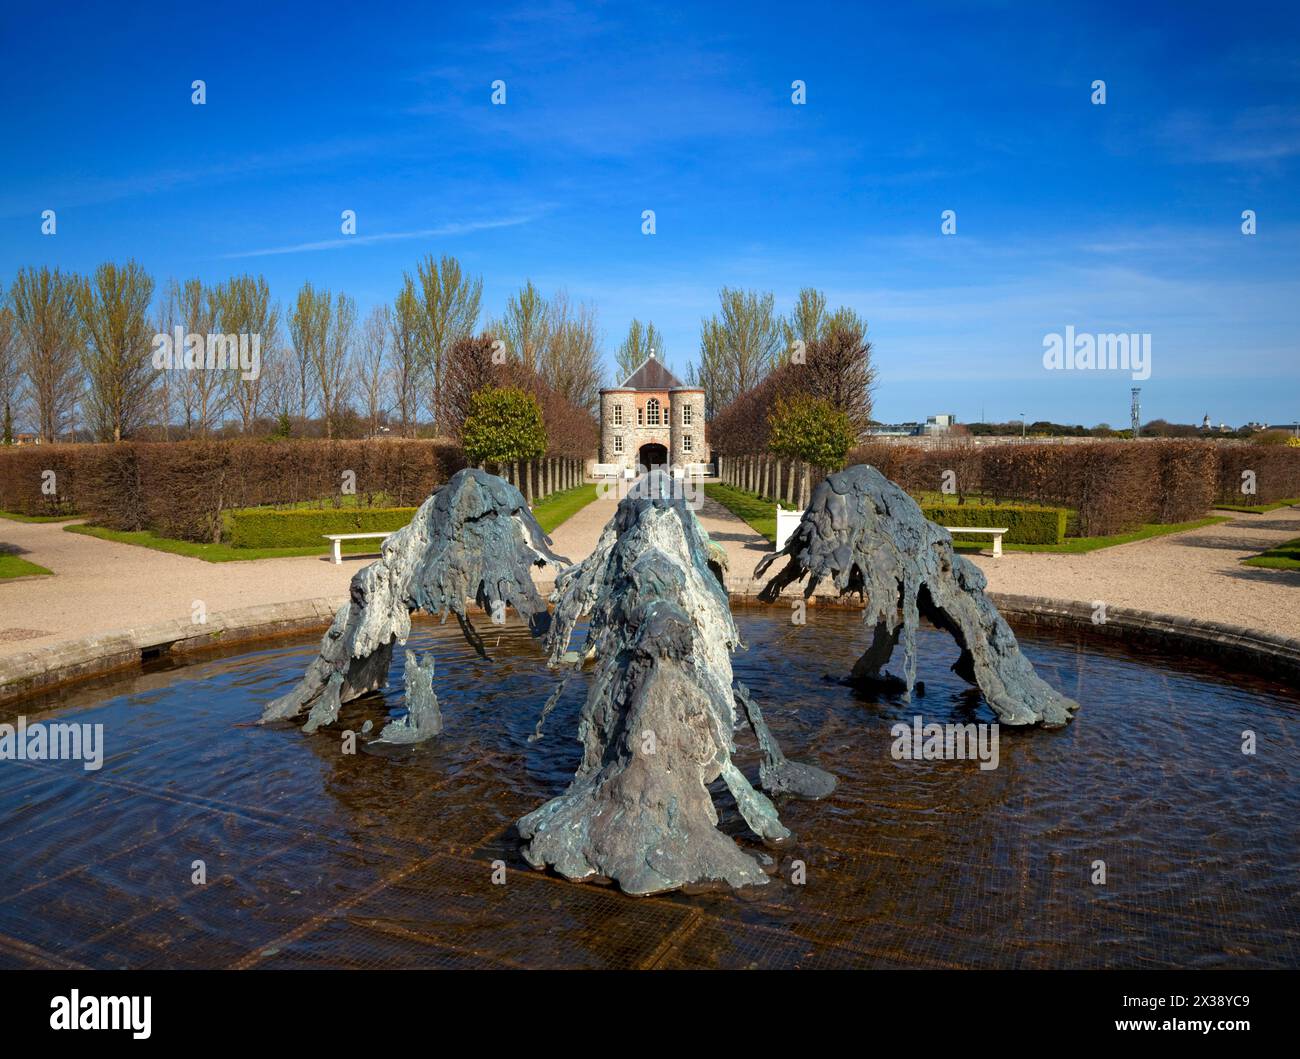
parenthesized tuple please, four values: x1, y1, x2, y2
(323, 531, 393, 564)
(941, 525, 1009, 557)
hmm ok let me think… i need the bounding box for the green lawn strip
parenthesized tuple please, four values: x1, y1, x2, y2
(1213, 499, 1300, 514)
(64, 483, 600, 562)
(0, 553, 53, 578)
(0, 510, 78, 523)
(951, 515, 1231, 554)
(704, 484, 777, 542)
(1242, 536, 1300, 570)
(227, 493, 396, 514)
(708, 484, 1231, 555)
(65, 523, 383, 562)
(531, 484, 599, 535)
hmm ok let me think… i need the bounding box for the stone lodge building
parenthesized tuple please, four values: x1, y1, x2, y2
(599, 352, 708, 472)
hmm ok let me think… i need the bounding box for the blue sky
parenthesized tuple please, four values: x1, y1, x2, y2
(1, 0, 1297, 426)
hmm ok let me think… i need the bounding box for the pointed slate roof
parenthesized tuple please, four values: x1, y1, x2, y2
(618, 353, 685, 391)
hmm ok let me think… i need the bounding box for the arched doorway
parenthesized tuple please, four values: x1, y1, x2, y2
(638, 442, 668, 470)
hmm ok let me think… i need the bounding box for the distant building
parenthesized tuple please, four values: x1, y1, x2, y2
(599, 352, 708, 471)
(864, 422, 921, 437)
(864, 414, 954, 438)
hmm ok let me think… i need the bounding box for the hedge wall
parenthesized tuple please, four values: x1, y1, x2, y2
(227, 507, 420, 549)
(922, 503, 1066, 545)
(840, 440, 1300, 537)
(0, 438, 463, 541)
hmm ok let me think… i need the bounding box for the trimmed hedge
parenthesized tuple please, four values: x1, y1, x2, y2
(841, 440, 1300, 538)
(228, 507, 419, 549)
(922, 503, 1066, 545)
(0, 438, 463, 541)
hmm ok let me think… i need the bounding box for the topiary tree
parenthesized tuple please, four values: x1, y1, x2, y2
(768, 393, 855, 508)
(461, 386, 547, 501)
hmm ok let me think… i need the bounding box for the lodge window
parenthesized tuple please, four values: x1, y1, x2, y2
(613, 405, 624, 426)
(613, 435, 624, 454)
(683, 435, 693, 452)
(682, 404, 693, 426)
(646, 398, 661, 426)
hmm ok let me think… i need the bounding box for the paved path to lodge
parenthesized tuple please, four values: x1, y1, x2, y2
(0, 490, 1297, 669)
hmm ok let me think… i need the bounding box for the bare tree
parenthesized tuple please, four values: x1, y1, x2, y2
(543, 291, 603, 414)
(389, 276, 425, 437)
(781, 287, 827, 360)
(289, 282, 328, 426)
(260, 351, 297, 433)
(494, 279, 549, 374)
(182, 279, 224, 435)
(10, 266, 82, 442)
(74, 261, 156, 443)
(441, 334, 501, 439)
(697, 287, 781, 417)
(313, 292, 354, 439)
(358, 304, 390, 435)
(802, 313, 876, 439)
(615, 318, 664, 381)
(214, 274, 279, 435)
(0, 302, 21, 442)
(415, 255, 481, 431)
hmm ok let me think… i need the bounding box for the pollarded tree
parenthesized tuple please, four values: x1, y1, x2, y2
(768, 392, 855, 508)
(461, 385, 547, 502)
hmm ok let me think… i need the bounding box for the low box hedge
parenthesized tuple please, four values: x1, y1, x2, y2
(921, 502, 1067, 545)
(228, 507, 418, 549)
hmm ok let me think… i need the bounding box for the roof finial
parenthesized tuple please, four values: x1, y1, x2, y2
(648, 347, 655, 358)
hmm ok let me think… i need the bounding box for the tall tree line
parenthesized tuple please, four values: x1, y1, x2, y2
(0, 255, 609, 443)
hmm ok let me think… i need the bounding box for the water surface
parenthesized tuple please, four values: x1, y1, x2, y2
(0, 609, 1296, 969)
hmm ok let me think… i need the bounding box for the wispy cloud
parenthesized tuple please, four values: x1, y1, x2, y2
(222, 214, 543, 258)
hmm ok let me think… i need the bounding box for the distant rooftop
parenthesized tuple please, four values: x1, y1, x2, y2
(613, 351, 685, 391)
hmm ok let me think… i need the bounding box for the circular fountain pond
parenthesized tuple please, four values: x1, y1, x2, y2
(0, 608, 1296, 969)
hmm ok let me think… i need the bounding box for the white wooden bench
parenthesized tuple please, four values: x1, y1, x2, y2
(592, 463, 622, 479)
(774, 505, 802, 551)
(945, 526, 1009, 557)
(323, 531, 392, 564)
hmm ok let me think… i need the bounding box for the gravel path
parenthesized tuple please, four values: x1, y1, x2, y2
(2, 494, 1296, 666)
(0, 519, 356, 658)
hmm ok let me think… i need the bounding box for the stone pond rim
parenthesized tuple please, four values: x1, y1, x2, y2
(1, 591, 1297, 708)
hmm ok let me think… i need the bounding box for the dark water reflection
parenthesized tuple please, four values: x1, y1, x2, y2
(0, 608, 1296, 969)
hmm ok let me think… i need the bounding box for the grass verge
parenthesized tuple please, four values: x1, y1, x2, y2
(704, 484, 778, 542)
(63, 483, 600, 562)
(1214, 498, 1300, 514)
(706, 484, 1232, 555)
(0, 510, 77, 523)
(65, 524, 388, 562)
(0, 553, 53, 579)
(1242, 536, 1300, 570)
(532, 484, 599, 535)
(951, 515, 1231, 554)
